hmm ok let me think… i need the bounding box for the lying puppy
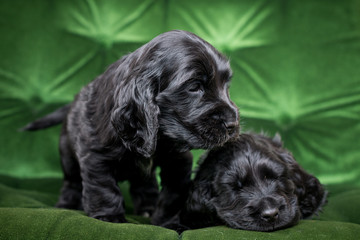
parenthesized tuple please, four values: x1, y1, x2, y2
(23, 30, 239, 225)
(176, 133, 327, 232)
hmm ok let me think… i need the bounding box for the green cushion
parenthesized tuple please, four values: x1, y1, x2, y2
(318, 188, 360, 224)
(0, 208, 176, 240)
(1, 179, 360, 239)
(181, 222, 360, 240)
(2, 208, 360, 240)
(1, 0, 360, 239)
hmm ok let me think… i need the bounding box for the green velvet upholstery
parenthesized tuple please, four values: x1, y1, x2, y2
(1, 0, 359, 239)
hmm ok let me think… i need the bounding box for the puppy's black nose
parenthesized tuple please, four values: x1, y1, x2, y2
(223, 121, 239, 135)
(261, 208, 279, 222)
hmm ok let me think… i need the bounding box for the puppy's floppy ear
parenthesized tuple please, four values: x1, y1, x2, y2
(279, 151, 327, 218)
(297, 171, 328, 218)
(111, 62, 160, 158)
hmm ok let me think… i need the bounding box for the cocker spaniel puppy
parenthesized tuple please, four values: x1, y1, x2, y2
(23, 30, 239, 225)
(176, 133, 327, 232)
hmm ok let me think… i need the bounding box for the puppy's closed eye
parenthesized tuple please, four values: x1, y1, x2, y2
(261, 168, 280, 181)
(219, 180, 243, 191)
(188, 82, 204, 93)
(258, 160, 285, 181)
(231, 180, 243, 191)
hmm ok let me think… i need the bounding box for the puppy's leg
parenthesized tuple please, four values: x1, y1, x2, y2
(80, 153, 127, 223)
(178, 182, 219, 230)
(56, 127, 83, 210)
(151, 151, 193, 226)
(129, 168, 159, 217)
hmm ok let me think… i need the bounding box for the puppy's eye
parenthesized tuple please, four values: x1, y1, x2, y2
(231, 180, 242, 191)
(260, 167, 279, 181)
(264, 174, 279, 181)
(188, 82, 203, 93)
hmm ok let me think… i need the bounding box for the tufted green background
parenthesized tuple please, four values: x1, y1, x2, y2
(1, 0, 360, 239)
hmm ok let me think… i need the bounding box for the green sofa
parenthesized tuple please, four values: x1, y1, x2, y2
(1, 0, 360, 239)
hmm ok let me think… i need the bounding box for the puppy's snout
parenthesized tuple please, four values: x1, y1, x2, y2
(257, 197, 282, 223)
(223, 120, 239, 135)
(261, 207, 279, 222)
(208, 107, 239, 139)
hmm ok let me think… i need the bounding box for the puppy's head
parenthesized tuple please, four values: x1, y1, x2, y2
(154, 31, 239, 151)
(191, 133, 326, 231)
(111, 30, 239, 157)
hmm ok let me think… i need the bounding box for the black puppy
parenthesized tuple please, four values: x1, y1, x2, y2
(23, 30, 239, 225)
(176, 133, 327, 232)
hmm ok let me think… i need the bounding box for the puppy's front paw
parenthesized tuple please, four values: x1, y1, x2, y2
(96, 214, 128, 223)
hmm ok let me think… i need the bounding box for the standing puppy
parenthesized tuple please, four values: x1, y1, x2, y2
(176, 133, 327, 231)
(23, 30, 239, 225)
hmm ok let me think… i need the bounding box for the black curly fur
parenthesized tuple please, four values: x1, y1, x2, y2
(23, 30, 240, 225)
(173, 133, 327, 232)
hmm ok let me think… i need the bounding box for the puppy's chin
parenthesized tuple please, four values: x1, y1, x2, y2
(198, 125, 240, 149)
(221, 210, 300, 232)
(217, 196, 300, 232)
(159, 121, 239, 152)
(184, 129, 239, 152)
(195, 113, 240, 149)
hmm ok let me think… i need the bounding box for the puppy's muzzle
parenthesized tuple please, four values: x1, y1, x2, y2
(220, 107, 240, 138)
(261, 206, 279, 223)
(254, 197, 284, 223)
(223, 120, 239, 137)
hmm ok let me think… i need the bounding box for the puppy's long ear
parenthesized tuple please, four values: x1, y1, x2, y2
(111, 61, 160, 158)
(279, 151, 327, 218)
